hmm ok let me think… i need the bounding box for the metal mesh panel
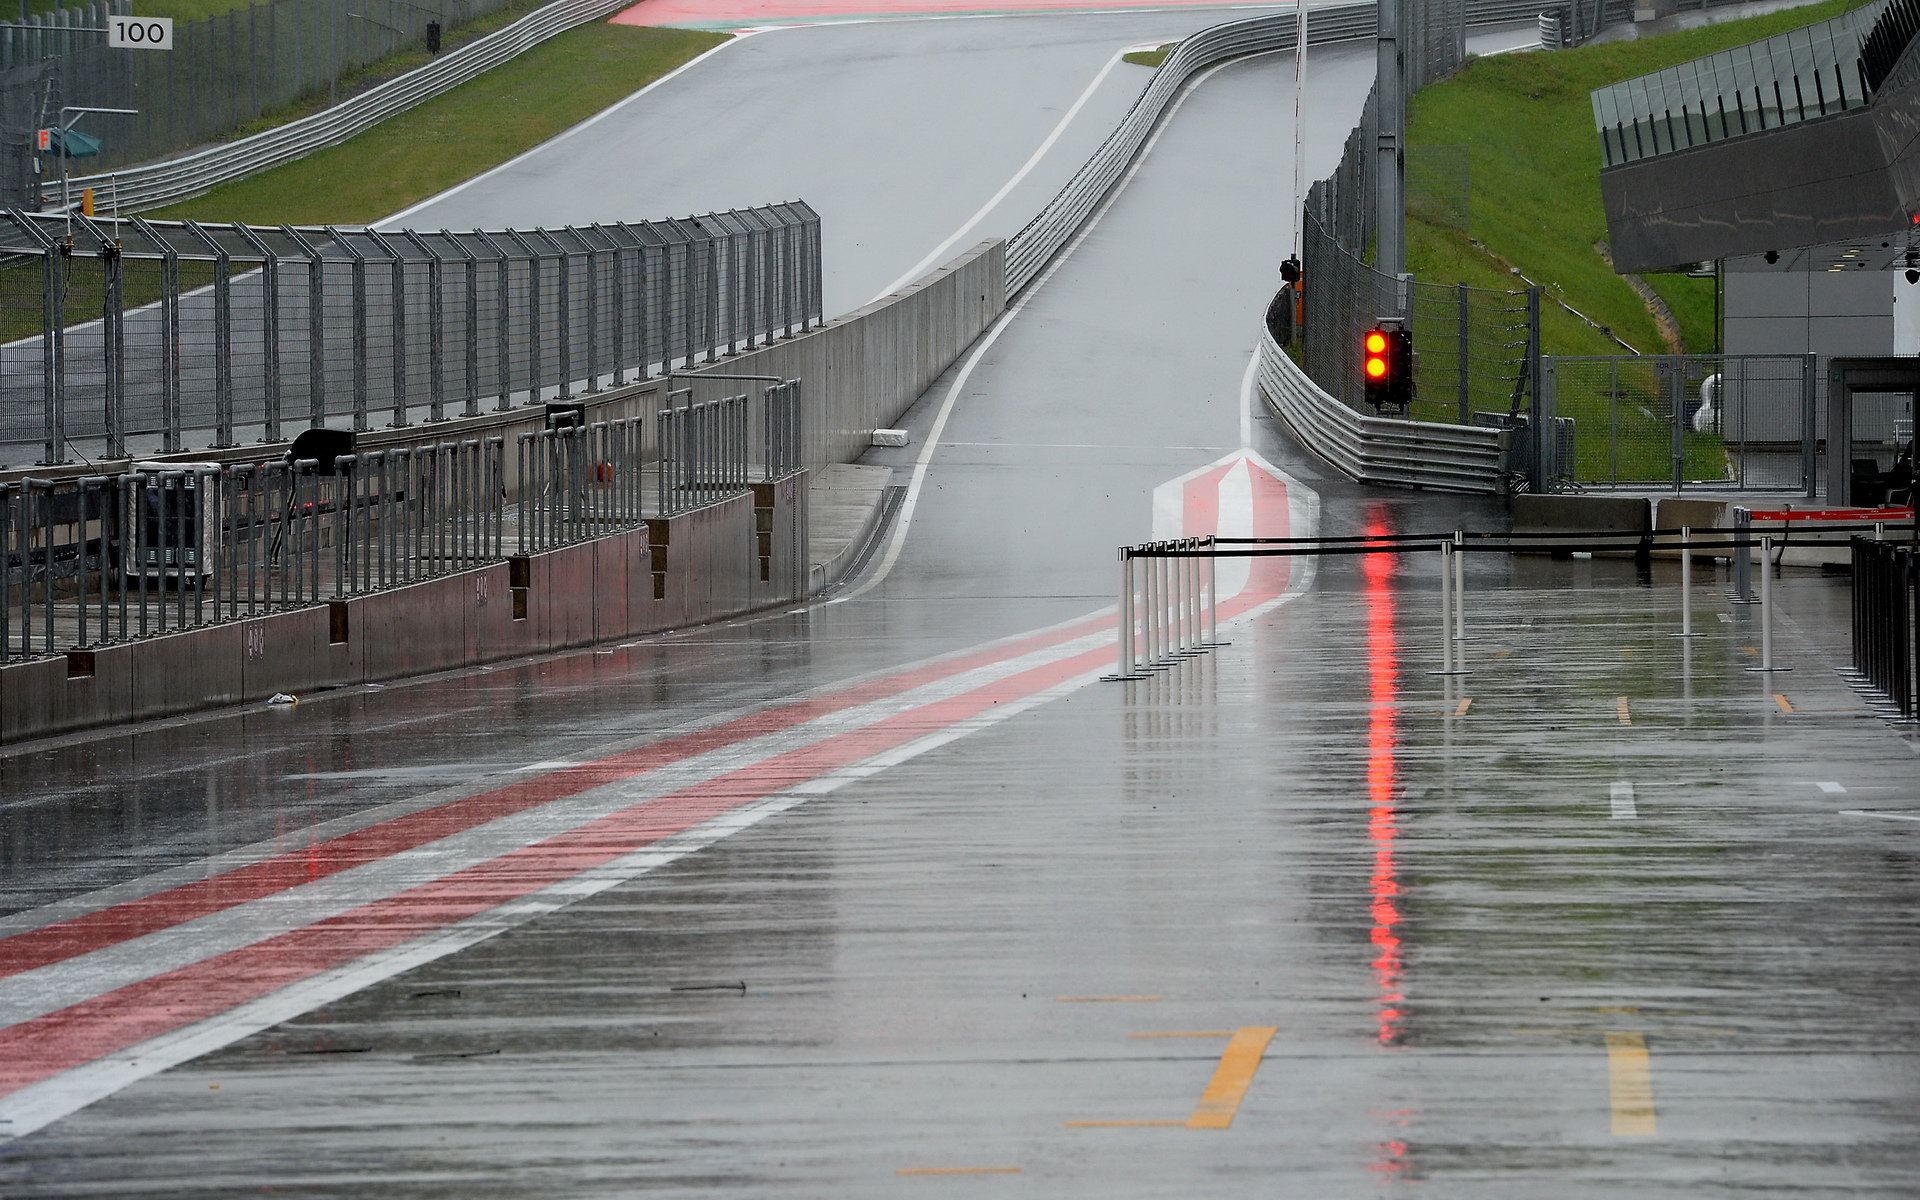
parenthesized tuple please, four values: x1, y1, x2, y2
(1298, 208, 1535, 421)
(1543, 353, 1814, 490)
(0, 203, 821, 465)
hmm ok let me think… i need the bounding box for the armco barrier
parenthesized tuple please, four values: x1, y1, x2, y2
(1257, 327, 1507, 493)
(1004, 0, 1555, 294)
(55, 0, 657, 212)
(61, 0, 1561, 224)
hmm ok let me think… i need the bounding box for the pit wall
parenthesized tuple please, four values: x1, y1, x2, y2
(1, 240, 1002, 744)
(0, 475, 807, 744)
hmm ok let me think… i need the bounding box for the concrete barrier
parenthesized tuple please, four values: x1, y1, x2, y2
(1653, 497, 1735, 559)
(0, 473, 810, 744)
(1511, 494, 1652, 556)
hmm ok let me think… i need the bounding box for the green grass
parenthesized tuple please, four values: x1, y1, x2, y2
(149, 24, 728, 225)
(1123, 44, 1173, 67)
(1407, 0, 1854, 358)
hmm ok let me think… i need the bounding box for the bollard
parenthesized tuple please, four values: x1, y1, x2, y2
(1452, 531, 1467, 644)
(1432, 542, 1467, 676)
(1747, 535, 1791, 673)
(1672, 528, 1703, 638)
(1730, 507, 1756, 603)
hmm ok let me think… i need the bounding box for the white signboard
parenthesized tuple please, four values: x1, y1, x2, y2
(107, 15, 172, 49)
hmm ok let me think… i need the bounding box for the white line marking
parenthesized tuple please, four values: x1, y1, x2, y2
(837, 52, 1262, 603)
(376, 31, 763, 226)
(1817, 782, 1847, 794)
(1840, 810, 1920, 822)
(866, 45, 1133, 304)
(1610, 781, 1637, 820)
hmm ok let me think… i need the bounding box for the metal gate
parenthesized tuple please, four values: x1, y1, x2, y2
(1541, 353, 1816, 492)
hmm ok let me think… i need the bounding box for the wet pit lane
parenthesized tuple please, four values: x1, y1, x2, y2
(3, 15, 1919, 1199)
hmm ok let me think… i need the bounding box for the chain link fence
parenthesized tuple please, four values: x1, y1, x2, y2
(0, 203, 823, 465)
(1, 0, 535, 209)
(1541, 354, 1817, 491)
(1296, 206, 1539, 432)
(1276, 0, 1542, 476)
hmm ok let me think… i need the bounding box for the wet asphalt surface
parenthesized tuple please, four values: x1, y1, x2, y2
(4, 14, 1920, 1199)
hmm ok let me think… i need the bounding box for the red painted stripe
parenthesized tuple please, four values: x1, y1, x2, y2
(0, 614, 1112, 983)
(0, 640, 1118, 1099)
(613, 0, 1250, 26)
(1242, 462, 1291, 597)
(1180, 462, 1232, 541)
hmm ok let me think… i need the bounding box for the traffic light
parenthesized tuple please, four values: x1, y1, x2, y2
(1362, 321, 1412, 411)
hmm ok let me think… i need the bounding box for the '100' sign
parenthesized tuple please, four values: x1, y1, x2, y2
(107, 16, 173, 49)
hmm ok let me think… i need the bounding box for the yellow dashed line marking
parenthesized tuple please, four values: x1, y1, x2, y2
(1057, 996, 1162, 1003)
(1455, 697, 1473, 716)
(1774, 694, 1794, 713)
(1605, 1032, 1658, 1137)
(1616, 696, 1632, 725)
(1187, 1026, 1277, 1129)
(898, 1167, 1022, 1175)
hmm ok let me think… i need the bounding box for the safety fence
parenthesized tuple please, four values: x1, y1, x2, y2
(0, 204, 822, 465)
(1003, 0, 1525, 296)
(1, 0, 577, 211)
(1849, 535, 1919, 720)
(1541, 354, 1818, 492)
(1109, 524, 1920, 688)
(1297, 207, 1540, 429)
(0, 381, 801, 663)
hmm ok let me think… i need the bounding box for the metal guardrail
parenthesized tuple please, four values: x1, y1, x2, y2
(0, 384, 801, 663)
(49, 0, 650, 214)
(1005, 3, 1373, 295)
(1006, 0, 1556, 295)
(1257, 326, 1507, 493)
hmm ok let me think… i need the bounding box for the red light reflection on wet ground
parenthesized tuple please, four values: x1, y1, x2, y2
(1362, 510, 1403, 1049)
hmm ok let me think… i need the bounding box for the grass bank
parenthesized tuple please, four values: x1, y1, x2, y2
(148, 23, 728, 225)
(1407, 0, 1851, 356)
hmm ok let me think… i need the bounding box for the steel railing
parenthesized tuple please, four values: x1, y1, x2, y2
(0, 205, 823, 465)
(1, 388, 802, 663)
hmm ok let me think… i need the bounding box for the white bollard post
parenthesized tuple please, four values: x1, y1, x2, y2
(1118, 549, 1136, 676)
(1435, 542, 1455, 675)
(1452, 531, 1467, 644)
(1673, 527, 1702, 638)
(1748, 534, 1792, 672)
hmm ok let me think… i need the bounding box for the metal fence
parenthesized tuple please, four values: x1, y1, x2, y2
(1297, 207, 1540, 427)
(0, 203, 823, 465)
(1, 380, 803, 663)
(1540, 353, 1817, 491)
(1850, 535, 1919, 721)
(1, 0, 537, 208)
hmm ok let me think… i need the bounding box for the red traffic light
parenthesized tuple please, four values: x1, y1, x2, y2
(1361, 322, 1412, 409)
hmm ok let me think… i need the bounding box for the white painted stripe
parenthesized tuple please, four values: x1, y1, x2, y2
(1817, 782, 1846, 794)
(1610, 781, 1637, 820)
(375, 31, 763, 226)
(1840, 810, 1920, 822)
(866, 45, 1132, 304)
(5, 549, 1328, 1138)
(836, 53, 1257, 604)
(0, 629, 1117, 1029)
